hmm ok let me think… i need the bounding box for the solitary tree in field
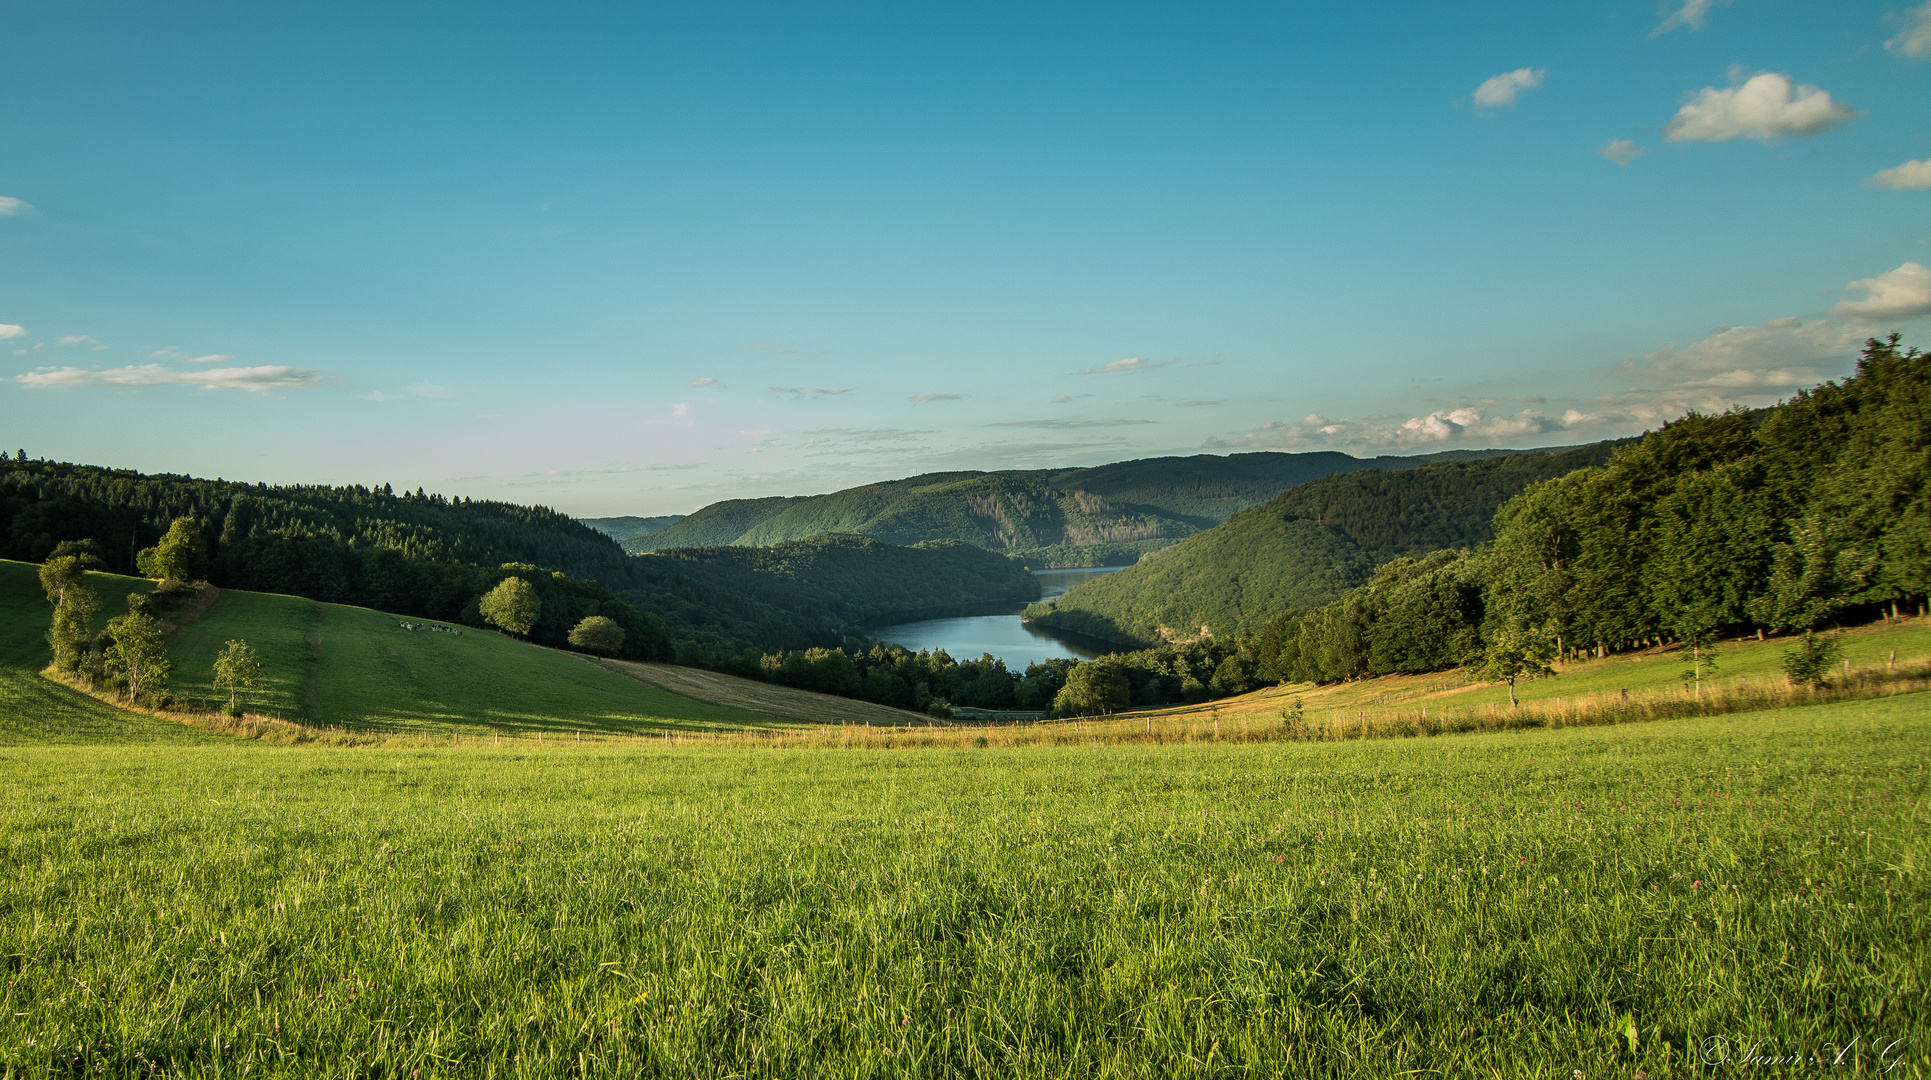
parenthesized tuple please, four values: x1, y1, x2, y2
(1465, 629, 1556, 707)
(479, 576, 541, 637)
(567, 615, 625, 655)
(135, 517, 205, 583)
(1782, 630, 1842, 690)
(103, 602, 173, 704)
(1053, 660, 1131, 717)
(212, 639, 264, 717)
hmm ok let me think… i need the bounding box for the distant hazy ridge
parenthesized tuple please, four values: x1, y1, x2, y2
(616, 449, 1523, 564)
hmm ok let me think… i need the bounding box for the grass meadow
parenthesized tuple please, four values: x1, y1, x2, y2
(2, 696, 1926, 1077)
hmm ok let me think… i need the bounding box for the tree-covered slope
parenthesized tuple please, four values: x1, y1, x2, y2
(1024, 441, 1624, 645)
(624, 450, 1520, 561)
(640, 497, 808, 550)
(580, 515, 685, 549)
(650, 536, 1041, 630)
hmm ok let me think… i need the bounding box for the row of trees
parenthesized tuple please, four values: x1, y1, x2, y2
(41, 544, 266, 713)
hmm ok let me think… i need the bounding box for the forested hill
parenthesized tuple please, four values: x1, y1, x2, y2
(628, 448, 1524, 564)
(1023, 440, 1626, 646)
(0, 463, 1035, 656)
(580, 515, 685, 549)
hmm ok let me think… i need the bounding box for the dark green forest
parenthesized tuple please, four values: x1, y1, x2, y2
(1025, 441, 1627, 646)
(629, 449, 1522, 563)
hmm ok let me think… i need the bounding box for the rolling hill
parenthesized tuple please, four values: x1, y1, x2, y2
(1023, 441, 1624, 645)
(0, 559, 926, 740)
(627, 449, 1526, 563)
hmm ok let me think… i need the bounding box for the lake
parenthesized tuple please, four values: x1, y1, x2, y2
(871, 567, 1127, 670)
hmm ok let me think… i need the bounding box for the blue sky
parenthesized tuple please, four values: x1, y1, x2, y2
(2, 0, 1928, 515)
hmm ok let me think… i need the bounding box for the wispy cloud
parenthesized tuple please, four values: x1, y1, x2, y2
(1653, 0, 1731, 35)
(1831, 263, 1931, 320)
(1869, 158, 1931, 190)
(0, 325, 24, 341)
(1664, 71, 1858, 143)
(1473, 68, 1546, 110)
(690, 376, 724, 388)
(361, 381, 451, 402)
(991, 418, 1155, 429)
(1049, 394, 1088, 404)
(1600, 139, 1647, 166)
(1888, 1, 1931, 58)
(185, 353, 232, 364)
(911, 392, 961, 404)
(1074, 357, 1177, 375)
(1615, 316, 1863, 388)
(770, 386, 854, 398)
(0, 196, 30, 217)
(57, 335, 106, 349)
(1180, 399, 1227, 408)
(742, 341, 798, 355)
(17, 363, 329, 392)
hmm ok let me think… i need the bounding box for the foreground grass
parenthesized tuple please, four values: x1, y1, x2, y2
(2, 696, 1925, 1077)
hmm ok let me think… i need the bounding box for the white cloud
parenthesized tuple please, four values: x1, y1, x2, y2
(1663, 71, 1859, 143)
(1616, 317, 1863, 387)
(1869, 158, 1931, 190)
(690, 376, 724, 388)
(57, 335, 107, 349)
(15, 363, 329, 392)
(1831, 263, 1931, 320)
(769, 386, 854, 398)
(1888, 1, 1931, 57)
(1473, 68, 1546, 110)
(1073, 357, 1177, 375)
(0, 196, 29, 217)
(671, 402, 694, 418)
(0, 325, 24, 341)
(185, 353, 232, 364)
(1601, 139, 1647, 166)
(911, 393, 962, 404)
(1654, 0, 1731, 35)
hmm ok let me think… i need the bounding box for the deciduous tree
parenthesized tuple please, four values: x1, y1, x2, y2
(567, 615, 624, 655)
(212, 639, 264, 716)
(479, 576, 540, 637)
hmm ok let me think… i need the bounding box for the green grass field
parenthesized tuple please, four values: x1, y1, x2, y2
(0, 559, 790, 738)
(1, 696, 1924, 1076)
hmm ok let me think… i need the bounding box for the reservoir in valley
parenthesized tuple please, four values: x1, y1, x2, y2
(872, 566, 1127, 670)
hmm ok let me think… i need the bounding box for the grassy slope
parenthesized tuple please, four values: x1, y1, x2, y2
(1028, 442, 1623, 644)
(1157, 614, 1931, 721)
(1, 696, 1922, 1074)
(0, 562, 220, 745)
(0, 560, 845, 738)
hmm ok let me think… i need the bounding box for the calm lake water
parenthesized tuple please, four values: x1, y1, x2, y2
(872, 567, 1126, 670)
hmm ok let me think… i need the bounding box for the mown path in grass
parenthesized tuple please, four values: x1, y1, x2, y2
(1, 695, 1924, 1076)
